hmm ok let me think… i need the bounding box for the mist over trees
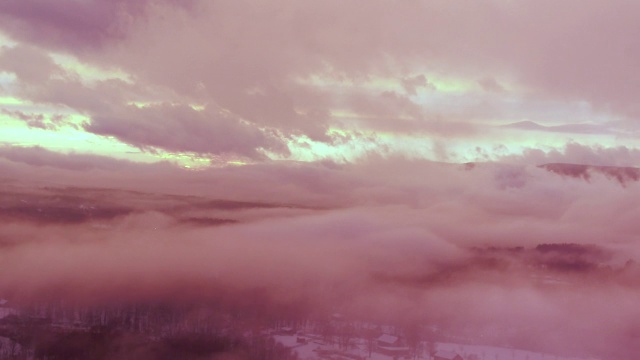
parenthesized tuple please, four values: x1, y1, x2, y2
(0, 158, 640, 359)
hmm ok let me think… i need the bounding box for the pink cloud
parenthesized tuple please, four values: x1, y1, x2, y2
(1, 1, 638, 159)
(0, 154, 640, 357)
(0, 0, 194, 50)
(85, 103, 288, 158)
(2, 2, 640, 357)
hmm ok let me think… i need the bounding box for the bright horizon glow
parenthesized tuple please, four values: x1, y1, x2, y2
(0, 2, 638, 168)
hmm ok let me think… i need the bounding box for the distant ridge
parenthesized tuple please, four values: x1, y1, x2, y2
(502, 121, 607, 134)
(539, 163, 640, 184)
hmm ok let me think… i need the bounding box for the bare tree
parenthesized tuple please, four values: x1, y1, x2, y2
(8, 340, 18, 359)
(404, 323, 421, 359)
(425, 339, 437, 359)
(364, 327, 379, 358)
(336, 322, 356, 351)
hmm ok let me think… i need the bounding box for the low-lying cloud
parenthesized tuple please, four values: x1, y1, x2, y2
(1, 152, 640, 358)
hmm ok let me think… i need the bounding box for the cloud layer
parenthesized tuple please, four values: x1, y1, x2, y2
(1, 2, 640, 358)
(2, 1, 640, 161)
(1, 151, 640, 358)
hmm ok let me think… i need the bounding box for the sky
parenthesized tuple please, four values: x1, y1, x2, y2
(2, 2, 640, 359)
(0, 0, 639, 166)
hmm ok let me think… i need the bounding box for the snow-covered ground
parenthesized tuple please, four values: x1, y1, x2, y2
(436, 342, 600, 360)
(274, 335, 601, 360)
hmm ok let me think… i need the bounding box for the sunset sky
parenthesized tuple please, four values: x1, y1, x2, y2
(1, 0, 639, 167)
(2, 2, 640, 359)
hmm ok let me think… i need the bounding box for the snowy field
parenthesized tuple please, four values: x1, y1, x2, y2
(436, 342, 599, 360)
(274, 335, 601, 360)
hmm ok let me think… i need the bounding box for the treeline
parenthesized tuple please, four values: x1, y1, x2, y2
(0, 300, 301, 360)
(29, 329, 297, 360)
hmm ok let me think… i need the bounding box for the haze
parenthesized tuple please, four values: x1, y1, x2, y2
(0, 1, 639, 359)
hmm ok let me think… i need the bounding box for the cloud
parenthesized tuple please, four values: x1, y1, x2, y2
(85, 103, 288, 158)
(1, 155, 640, 358)
(401, 74, 434, 96)
(477, 77, 505, 93)
(1, 0, 639, 158)
(504, 143, 640, 168)
(0, 45, 290, 159)
(0, 44, 61, 83)
(0, 0, 194, 51)
(2, 150, 640, 357)
(0, 145, 155, 171)
(1, 1, 640, 355)
(0, 109, 74, 130)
